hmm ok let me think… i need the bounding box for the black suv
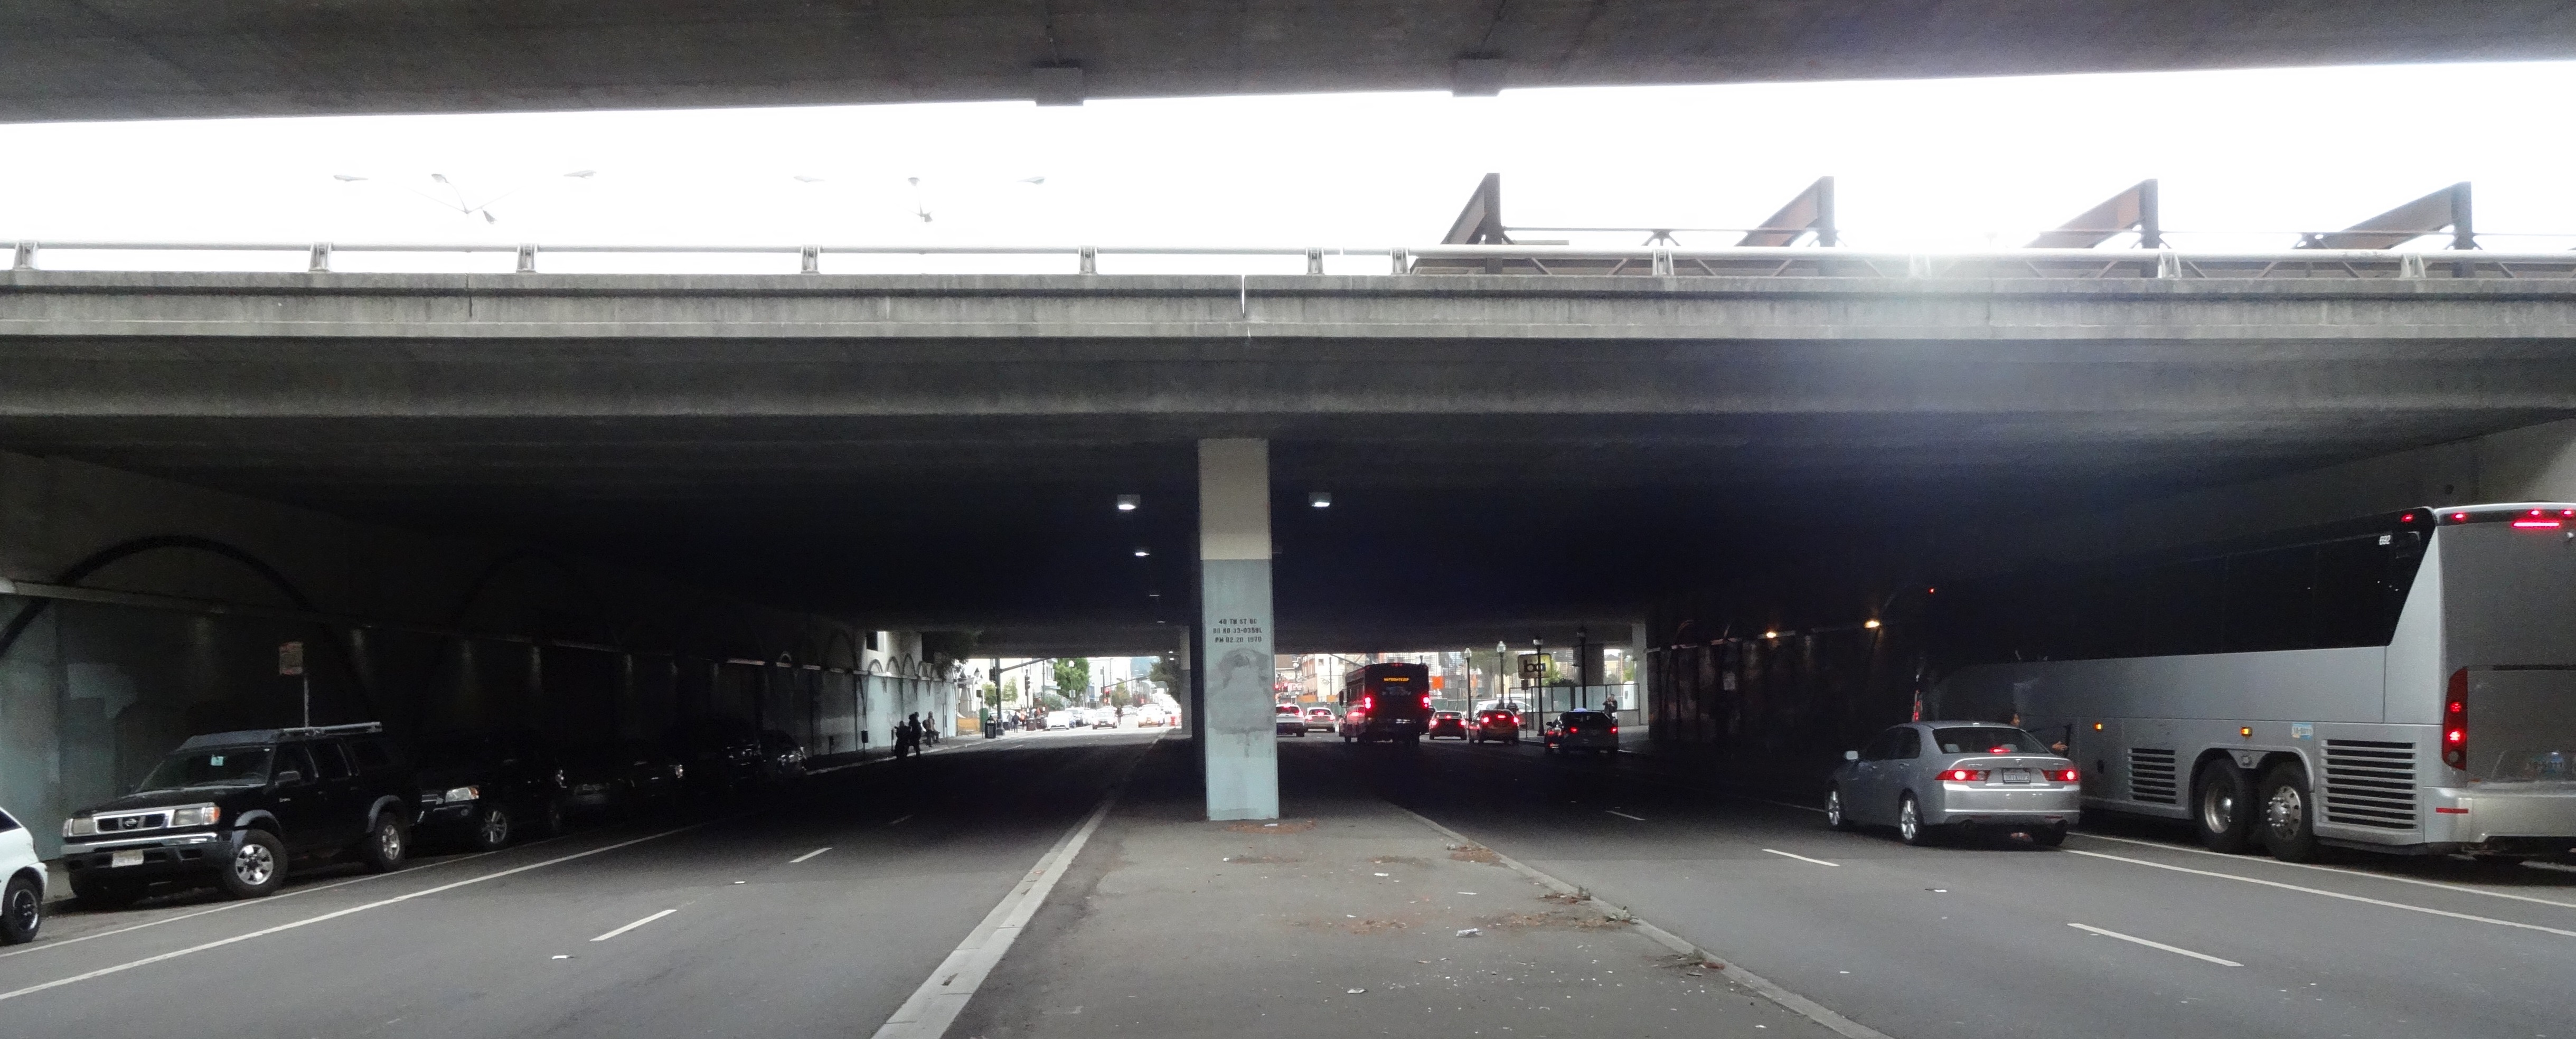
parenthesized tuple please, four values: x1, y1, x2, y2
(414, 728, 570, 851)
(60, 723, 416, 907)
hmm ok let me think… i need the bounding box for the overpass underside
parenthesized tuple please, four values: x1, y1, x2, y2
(7, 1, 2576, 121)
(4, 263, 2574, 655)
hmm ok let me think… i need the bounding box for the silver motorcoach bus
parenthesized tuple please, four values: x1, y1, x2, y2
(1932, 503, 2576, 862)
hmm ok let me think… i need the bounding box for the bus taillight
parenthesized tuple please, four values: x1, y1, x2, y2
(2442, 668, 2469, 769)
(1419, 694, 1431, 710)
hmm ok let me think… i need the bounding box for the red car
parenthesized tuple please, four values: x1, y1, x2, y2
(1470, 709, 1522, 745)
(1427, 711, 1468, 740)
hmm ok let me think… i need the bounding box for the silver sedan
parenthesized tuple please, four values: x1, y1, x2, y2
(1827, 722, 2080, 846)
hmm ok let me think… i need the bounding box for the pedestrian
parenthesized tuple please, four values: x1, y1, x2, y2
(895, 715, 915, 759)
(905, 712, 923, 755)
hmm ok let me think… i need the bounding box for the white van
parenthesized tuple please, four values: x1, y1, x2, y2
(1, 804, 45, 944)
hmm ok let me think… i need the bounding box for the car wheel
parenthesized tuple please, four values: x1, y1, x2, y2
(71, 875, 143, 911)
(1896, 794, 1935, 846)
(473, 806, 514, 851)
(215, 830, 288, 899)
(2259, 764, 2320, 862)
(1825, 787, 1854, 831)
(2194, 760, 2256, 854)
(358, 810, 409, 873)
(2029, 824, 2068, 848)
(2, 872, 44, 943)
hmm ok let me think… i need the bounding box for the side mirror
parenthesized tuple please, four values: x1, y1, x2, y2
(273, 769, 305, 786)
(1844, 750, 1859, 761)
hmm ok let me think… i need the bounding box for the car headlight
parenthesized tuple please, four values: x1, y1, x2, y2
(64, 816, 97, 838)
(670, 763, 684, 780)
(168, 804, 221, 828)
(442, 786, 481, 804)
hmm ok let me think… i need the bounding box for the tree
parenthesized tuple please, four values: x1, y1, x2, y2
(1147, 655, 1179, 694)
(1052, 657, 1092, 702)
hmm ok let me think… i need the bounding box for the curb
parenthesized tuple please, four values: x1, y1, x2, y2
(1394, 805, 1894, 1039)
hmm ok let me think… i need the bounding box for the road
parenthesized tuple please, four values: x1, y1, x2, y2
(10, 726, 2568, 1039)
(1361, 735, 2576, 1039)
(0, 730, 1152, 1039)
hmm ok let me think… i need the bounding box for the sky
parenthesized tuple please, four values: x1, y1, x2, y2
(4, 60, 2574, 275)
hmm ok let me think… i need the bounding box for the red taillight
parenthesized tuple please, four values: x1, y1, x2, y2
(2049, 769, 2080, 783)
(1936, 768, 1989, 782)
(1420, 694, 1432, 709)
(1361, 695, 1373, 711)
(1609, 725, 1618, 734)
(2512, 520, 2563, 529)
(1986, 745, 2015, 754)
(2442, 667, 2468, 769)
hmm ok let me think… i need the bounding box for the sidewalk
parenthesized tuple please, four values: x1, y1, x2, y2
(949, 736, 1837, 1039)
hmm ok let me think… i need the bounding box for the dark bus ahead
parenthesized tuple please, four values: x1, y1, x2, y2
(1338, 663, 1433, 745)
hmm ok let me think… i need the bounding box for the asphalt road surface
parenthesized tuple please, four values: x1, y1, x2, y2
(0, 730, 1152, 1039)
(11, 726, 2567, 1039)
(1367, 735, 2576, 1039)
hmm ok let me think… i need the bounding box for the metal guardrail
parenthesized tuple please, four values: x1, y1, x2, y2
(8, 240, 2576, 280)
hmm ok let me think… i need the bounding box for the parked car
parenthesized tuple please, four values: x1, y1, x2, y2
(1542, 711, 1620, 755)
(1827, 722, 2080, 846)
(559, 740, 685, 819)
(60, 723, 414, 906)
(413, 728, 570, 851)
(1, 804, 45, 944)
(663, 717, 765, 795)
(758, 730, 809, 780)
(1427, 711, 1469, 740)
(1276, 703, 1309, 736)
(1304, 706, 1337, 732)
(1470, 709, 1522, 745)
(1044, 711, 1074, 730)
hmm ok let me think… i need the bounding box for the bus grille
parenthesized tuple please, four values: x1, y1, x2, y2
(2323, 740, 2418, 830)
(2129, 748, 2178, 804)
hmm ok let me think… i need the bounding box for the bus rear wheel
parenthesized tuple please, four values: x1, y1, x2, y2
(2259, 764, 2320, 862)
(2194, 760, 2255, 854)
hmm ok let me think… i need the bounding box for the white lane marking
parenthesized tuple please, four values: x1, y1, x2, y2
(0, 825, 697, 1004)
(0, 842, 529, 963)
(1606, 810, 1647, 822)
(588, 909, 677, 942)
(1760, 848, 1840, 867)
(2064, 849, 2576, 939)
(870, 782, 1127, 1039)
(2071, 832, 2576, 911)
(1394, 806, 1891, 1039)
(790, 846, 832, 864)
(888, 815, 914, 826)
(2067, 922, 2242, 967)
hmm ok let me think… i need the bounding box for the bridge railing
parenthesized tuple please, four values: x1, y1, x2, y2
(9, 240, 2575, 280)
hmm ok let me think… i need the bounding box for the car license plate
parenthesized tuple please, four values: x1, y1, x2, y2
(110, 849, 144, 867)
(2001, 768, 2032, 784)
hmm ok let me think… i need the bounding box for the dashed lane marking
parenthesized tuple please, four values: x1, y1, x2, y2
(1605, 810, 1647, 822)
(589, 909, 677, 942)
(2067, 922, 2242, 967)
(1760, 848, 1840, 867)
(0, 825, 699, 1004)
(2064, 848, 2576, 939)
(790, 847, 832, 864)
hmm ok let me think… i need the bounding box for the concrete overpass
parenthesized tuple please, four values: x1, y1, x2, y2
(8, 242, 2576, 817)
(8, 1, 2576, 121)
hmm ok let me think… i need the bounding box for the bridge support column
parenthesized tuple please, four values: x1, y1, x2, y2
(1198, 438, 1279, 821)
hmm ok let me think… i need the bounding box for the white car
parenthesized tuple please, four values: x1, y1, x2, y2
(1045, 711, 1074, 730)
(1, 804, 45, 944)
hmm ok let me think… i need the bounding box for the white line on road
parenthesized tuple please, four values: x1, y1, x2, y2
(0, 840, 537, 964)
(1606, 810, 1647, 822)
(589, 909, 677, 942)
(2067, 922, 2242, 967)
(2070, 832, 2576, 911)
(2065, 848, 2576, 939)
(791, 846, 832, 863)
(888, 815, 913, 826)
(1395, 806, 1892, 1039)
(0, 825, 698, 1005)
(1760, 848, 1840, 867)
(870, 770, 1132, 1039)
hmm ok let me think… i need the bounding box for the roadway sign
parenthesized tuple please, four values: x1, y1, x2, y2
(1518, 653, 1547, 678)
(278, 641, 305, 676)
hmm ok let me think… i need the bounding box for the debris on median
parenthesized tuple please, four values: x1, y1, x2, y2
(1455, 928, 1482, 938)
(1228, 819, 1317, 834)
(1479, 910, 1635, 932)
(1445, 843, 1499, 863)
